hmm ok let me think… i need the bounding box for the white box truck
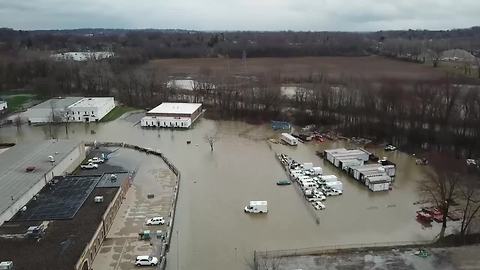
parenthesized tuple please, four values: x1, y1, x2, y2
(325, 181, 343, 191)
(281, 133, 298, 146)
(320, 175, 338, 182)
(244, 201, 268, 213)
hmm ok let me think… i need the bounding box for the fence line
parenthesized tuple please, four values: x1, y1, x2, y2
(254, 239, 435, 259)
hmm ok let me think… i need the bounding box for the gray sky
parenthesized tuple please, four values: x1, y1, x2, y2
(0, 0, 478, 31)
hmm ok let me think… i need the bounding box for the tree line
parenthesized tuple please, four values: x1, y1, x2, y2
(2, 27, 480, 61)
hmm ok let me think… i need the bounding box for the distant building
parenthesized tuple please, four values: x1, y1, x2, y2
(25, 97, 115, 123)
(51, 51, 115, 62)
(141, 102, 203, 128)
(0, 100, 7, 113)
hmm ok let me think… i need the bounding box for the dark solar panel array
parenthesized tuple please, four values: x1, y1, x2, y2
(15, 175, 101, 221)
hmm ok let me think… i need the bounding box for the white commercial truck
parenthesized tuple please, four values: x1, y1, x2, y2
(281, 133, 298, 146)
(244, 201, 268, 214)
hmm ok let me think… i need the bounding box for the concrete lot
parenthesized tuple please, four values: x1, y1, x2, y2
(92, 148, 176, 270)
(257, 245, 480, 270)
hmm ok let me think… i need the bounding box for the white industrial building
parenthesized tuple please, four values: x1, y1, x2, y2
(66, 97, 115, 122)
(0, 100, 7, 113)
(0, 140, 85, 225)
(141, 102, 203, 128)
(25, 97, 115, 123)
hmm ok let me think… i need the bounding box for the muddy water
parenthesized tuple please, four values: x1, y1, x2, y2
(0, 116, 443, 270)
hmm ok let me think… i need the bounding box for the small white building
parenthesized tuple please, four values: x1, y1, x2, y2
(26, 97, 115, 123)
(51, 51, 115, 62)
(66, 97, 116, 122)
(141, 103, 203, 128)
(0, 100, 7, 113)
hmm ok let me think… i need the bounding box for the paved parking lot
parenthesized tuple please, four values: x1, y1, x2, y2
(92, 148, 176, 270)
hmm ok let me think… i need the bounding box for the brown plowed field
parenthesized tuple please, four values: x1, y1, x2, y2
(150, 56, 447, 81)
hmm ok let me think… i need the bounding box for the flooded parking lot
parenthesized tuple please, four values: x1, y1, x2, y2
(91, 148, 176, 270)
(0, 115, 447, 270)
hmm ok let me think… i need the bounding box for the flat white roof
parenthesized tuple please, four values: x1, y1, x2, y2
(249, 201, 267, 205)
(324, 148, 347, 153)
(148, 103, 202, 115)
(69, 97, 114, 108)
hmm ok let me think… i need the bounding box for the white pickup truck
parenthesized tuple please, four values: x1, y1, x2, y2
(80, 162, 98, 169)
(88, 157, 105, 164)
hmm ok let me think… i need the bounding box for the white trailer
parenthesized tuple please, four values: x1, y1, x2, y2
(366, 175, 391, 192)
(324, 148, 347, 164)
(325, 181, 343, 191)
(332, 150, 370, 167)
(320, 175, 338, 182)
(340, 159, 364, 171)
(244, 201, 268, 213)
(382, 165, 396, 177)
(351, 164, 384, 180)
(281, 133, 298, 146)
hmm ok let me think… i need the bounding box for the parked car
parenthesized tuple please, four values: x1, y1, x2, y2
(313, 201, 326, 210)
(146, 217, 165, 225)
(325, 189, 342, 196)
(416, 158, 429, 165)
(466, 159, 477, 167)
(80, 163, 98, 169)
(384, 144, 397, 151)
(88, 157, 105, 164)
(135, 255, 159, 266)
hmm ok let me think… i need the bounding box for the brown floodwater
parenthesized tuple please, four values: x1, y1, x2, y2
(0, 114, 448, 270)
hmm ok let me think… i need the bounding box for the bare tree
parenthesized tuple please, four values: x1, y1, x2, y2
(14, 115, 22, 129)
(475, 57, 480, 79)
(204, 132, 219, 152)
(459, 179, 480, 243)
(419, 155, 462, 239)
(64, 107, 72, 136)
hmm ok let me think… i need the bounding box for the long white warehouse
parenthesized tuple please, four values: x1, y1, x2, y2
(25, 97, 115, 123)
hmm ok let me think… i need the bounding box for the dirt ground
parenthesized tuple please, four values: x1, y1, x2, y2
(258, 245, 480, 270)
(149, 56, 447, 81)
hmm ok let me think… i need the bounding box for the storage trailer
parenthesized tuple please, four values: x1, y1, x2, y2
(281, 133, 299, 146)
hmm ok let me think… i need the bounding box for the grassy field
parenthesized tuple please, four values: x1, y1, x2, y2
(4, 95, 34, 112)
(149, 55, 448, 82)
(100, 106, 138, 122)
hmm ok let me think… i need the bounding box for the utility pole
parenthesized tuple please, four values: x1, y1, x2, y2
(176, 230, 179, 270)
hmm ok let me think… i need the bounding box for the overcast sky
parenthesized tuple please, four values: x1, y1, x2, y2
(0, 0, 479, 31)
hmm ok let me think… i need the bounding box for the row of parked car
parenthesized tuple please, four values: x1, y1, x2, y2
(278, 154, 343, 211)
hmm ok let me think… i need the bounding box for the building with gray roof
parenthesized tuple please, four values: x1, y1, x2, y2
(0, 140, 85, 225)
(24, 97, 83, 123)
(24, 96, 115, 123)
